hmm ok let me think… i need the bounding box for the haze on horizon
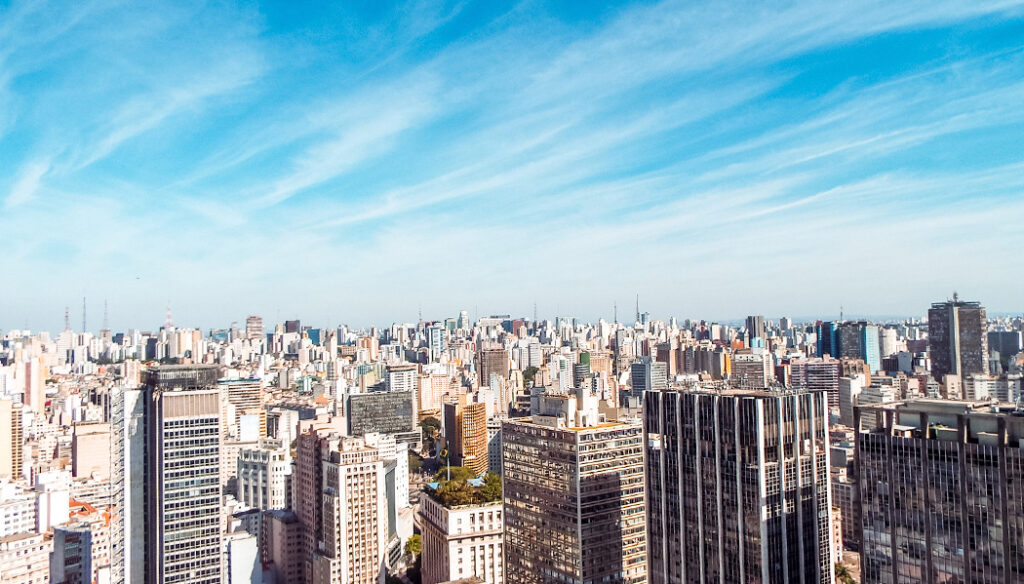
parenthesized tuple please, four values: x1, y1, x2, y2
(2, 0, 1024, 333)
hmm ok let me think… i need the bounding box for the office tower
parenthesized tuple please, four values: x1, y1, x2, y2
(428, 325, 447, 360)
(631, 356, 667, 396)
(386, 364, 418, 394)
(928, 297, 988, 381)
(856, 399, 1024, 583)
(443, 398, 488, 475)
(478, 348, 511, 386)
(988, 330, 1022, 362)
(816, 321, 837, 358)
(144, 365, 224, 584)
(245, 315, 264, 339)
(746, 315, 766, 344)
(51, 522, 92, 584)
(347, 391, 416, 437)
(420, 481, 504, 584)
(219, 378, 266, 439)
(310, 435, 387, 584)
(838, 376, 864, 427)
(237, 439, 292, 510)
(503, 392, 646, 584)
(0, 399, 24, 479)
(790, 356, 841, 407)
(731, 350, 773, 388)
(285, 319, 301, 334)
(644, 387, 834, 584)
(836, 322, 882, 373)
(0, 532, 51, 584)
(263, 510, 302, 584)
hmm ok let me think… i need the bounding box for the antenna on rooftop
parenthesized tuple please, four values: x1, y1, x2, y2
(82, 297, 87, 333)
(614, 302, 618, 325)
(103, 299, 109, 331)
(635, 293, 640, 324)
(165, 303, 174, 329)
(64, 306, 70, 332)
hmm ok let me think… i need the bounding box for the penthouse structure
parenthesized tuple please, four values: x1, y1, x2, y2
(644, 386, 834, 584)
(856, 399, 1024, 583)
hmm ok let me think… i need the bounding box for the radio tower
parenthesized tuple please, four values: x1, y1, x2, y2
(64, 307, 70, 332)
(164, 303, 174, 330)
(82, 297, 87, 333)
(102, 299, 109, 332)
(635, 293, 640, 324)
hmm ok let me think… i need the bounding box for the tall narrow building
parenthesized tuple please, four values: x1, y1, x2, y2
(928, 296, 988, 381)
(644, 387, 834, 584)
(443, 397, 488, 476)
(144, 365, 224, 584)
(503, 390, 646, 584)
(856, 399, 1024, 583)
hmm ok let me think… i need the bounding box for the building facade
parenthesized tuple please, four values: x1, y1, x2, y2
(644, 387, 835, 584)
(420, 494, 503, 584)
(856, 399, 1024, 583)
(928, 298, 988, 382)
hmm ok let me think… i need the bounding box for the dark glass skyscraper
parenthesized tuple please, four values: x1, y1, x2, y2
(928, 297, 988, 381)
(644, 387, 834, 584)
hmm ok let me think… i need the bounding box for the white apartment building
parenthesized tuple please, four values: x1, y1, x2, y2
(419, 494, 503, 584)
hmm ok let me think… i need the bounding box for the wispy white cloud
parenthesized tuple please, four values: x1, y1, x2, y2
(4, 159, 51, 208)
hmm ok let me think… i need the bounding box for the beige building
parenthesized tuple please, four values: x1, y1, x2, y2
(0, 399, 24, 479)
(71, 422, 110, 479)
(0, 531, 51, 584)
(420, 492, 503, 584)
(443, 398, 488, 476)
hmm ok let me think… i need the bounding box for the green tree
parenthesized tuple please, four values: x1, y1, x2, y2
(522, 366, 539, 385)
(435, 479, 476, 506)
(433, 466, 476, 482)
(408, 452, 423, 474)
(419, 416, 441, 435)
(479, 472, 502, 502)
(835, 563, 856, 584)
(404, 534, 422, 556)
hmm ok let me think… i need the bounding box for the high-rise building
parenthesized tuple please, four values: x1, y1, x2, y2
(386, 364, 418, 395)
(731, 350, 773, 388)
(790, 356, 841, 407)
(144, 365, 224, 584)
(836, 322, 882, 373)
(443, 398, 488, 476)
(816, 321, 837, 358)
(110, 384, 145, 584)
(478, 348, 510, 388)
(51, 522, 92, 584)
(928, 297, 988, 382)
(245, 315, 264, 340)
(347, 391, 415, 437)
(0, 399, 24, 479)
(0, 532, 51, 584)
(420, 481, 503, 584)
(218, 379, 265, 440)
(630, 356, 667, 398)
(237, 439, 292, 511)
(262, 510, 302, 584)
(745, 315, 766, 345)
(502, 391, 646, 584)
(644, 387, 835, 584)
(310, 435, 387, 584)
(856, 399, 1024, 583)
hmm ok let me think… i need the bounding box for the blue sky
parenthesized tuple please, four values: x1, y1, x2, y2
(2, 0, 1024, 332)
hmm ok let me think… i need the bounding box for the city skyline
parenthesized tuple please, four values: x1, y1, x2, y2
(3, 1, 1024, 329)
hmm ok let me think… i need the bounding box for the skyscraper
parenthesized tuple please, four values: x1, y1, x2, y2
(443, 398, 488, 476)
(790, 356, 841, 407)
(143, 365, 224, 584)
(745, 315, 766, 345)
(503, 391, 646, 584)
(245, 315, 264, 340)
(856, 399, 1024, 583)
(928, 296, 988, 381)
(0, 399, 23, 479)
(644, 387, 835, 584)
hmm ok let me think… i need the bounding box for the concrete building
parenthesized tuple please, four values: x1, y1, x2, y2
(263, 510, 303, 584)
(443, 398, 488, 476)
(644, 387, 835, 584)
(144, 365, 224, 584)
(0, 531, 52, 584)
(928, 297, 988, 382)
(237, 439, 292, 511)
(0, 399, 24, 480)
(420, 486, 503, 584)
(856, 399, 1024, 583)
(224, 530, 260, 584)
(730, 350, 773, 389)
(71, 422, 110, 479)
(109, 384, 145, 584)
(502, 390, 646, 584)
(347, 391, 416, 436)
(50, 522, 91, 584)
(790, 356, 841, 407)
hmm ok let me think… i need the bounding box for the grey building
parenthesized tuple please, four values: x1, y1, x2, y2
(928, 297, 988, 381)
(644, 387, 835, 584)
(347, 390, 415, 436)
(51, 522, 92, 584)
(630, 356, 667, 402)
(855, 399, 1024, 583)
